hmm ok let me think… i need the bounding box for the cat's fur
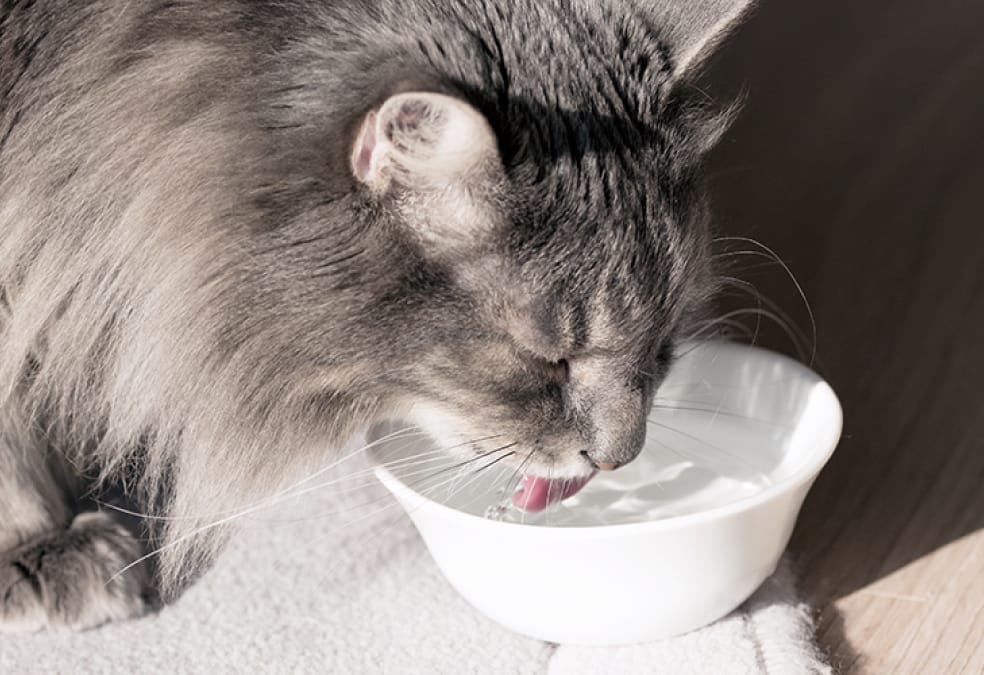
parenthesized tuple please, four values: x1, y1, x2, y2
(0, 0, 752, 631)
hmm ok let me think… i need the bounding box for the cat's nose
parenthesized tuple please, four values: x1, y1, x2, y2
(579, 450, 621, 471)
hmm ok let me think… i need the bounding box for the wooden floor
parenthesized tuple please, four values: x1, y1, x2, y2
(704, 2, 984, 672)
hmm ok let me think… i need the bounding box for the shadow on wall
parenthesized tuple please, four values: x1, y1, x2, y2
(700, 0, 984, 662)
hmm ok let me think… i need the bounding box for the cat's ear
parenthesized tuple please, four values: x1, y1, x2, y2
(644, 0, 756, 81)
(351, 92, 499, 192)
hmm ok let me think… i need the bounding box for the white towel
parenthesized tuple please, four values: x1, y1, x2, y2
(1, 456, 830, 674)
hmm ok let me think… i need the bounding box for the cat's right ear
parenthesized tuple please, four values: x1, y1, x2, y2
(351, 92, 500, 193)
(642, 0, 756, 81)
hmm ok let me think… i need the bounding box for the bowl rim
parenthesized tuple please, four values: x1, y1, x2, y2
(370, 342, 843, 539)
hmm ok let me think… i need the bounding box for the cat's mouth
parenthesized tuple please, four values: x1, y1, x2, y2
(511, 471, 598, 512)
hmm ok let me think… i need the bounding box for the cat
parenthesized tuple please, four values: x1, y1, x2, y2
(0, 0, 752, 632)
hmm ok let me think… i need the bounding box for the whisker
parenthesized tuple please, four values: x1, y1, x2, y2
(446, 468, 509, 515)
(646, 418, 765, 473)
(440, 443, 509, 493)
(249, 438, 520, 519)
(502, 448, 536, 499)
(718, 275, 764, 346)
(277, 441, 515, 504)
(474, 447, 517, 473)
(649, 403, 784, 427)
(683, 307, 807, 362)
(713, 236, 817, 365)
(419, 446, 518, 507)
(99, 430, 504, 524)
(717, 275, 814, 359)
(103, 434, 511, 583)
(377, 433, 504, 468)
(95, 425, 424, 523)
(262, 446, 521, 526)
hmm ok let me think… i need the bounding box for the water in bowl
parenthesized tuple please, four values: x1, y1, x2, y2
(378, 407, 788, 527)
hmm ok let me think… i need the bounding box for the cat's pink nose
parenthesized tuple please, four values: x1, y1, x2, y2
(580, 450, 622, 471)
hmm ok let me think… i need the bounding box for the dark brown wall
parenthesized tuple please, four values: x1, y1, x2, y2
(702, 0, 984, 646)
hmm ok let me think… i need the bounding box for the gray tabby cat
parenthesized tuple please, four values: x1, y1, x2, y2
(0, 0, 752, 631)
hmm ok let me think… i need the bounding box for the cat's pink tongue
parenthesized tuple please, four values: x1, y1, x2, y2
(511, 472, 597, 512)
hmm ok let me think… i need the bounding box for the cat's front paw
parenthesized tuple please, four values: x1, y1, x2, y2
(0, 512, 150, 633)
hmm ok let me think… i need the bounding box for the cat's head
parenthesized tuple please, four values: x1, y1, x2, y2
(347, 87, 699, 480)
(256, 0, 753, 483)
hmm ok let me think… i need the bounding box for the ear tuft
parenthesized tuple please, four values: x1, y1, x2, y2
(637, 0, 756, 80)
(351, 92, 499, 192)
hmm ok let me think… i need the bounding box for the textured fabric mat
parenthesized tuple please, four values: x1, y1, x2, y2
(0, 456, 830, 674)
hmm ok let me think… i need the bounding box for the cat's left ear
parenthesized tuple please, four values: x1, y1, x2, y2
(642, 0, 756, 81)
(351, 92, 500, 193)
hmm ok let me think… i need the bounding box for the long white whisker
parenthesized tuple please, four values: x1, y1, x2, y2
(104, 434, 511, 583)
(96, 425, 423, 523)
(713, 236, 817, 365)
(436, 450, 516, 508)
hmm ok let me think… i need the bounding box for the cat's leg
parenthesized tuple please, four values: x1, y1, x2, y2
(0, 409, 149, 633)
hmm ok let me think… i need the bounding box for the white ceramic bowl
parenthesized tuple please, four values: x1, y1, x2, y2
(368, 341, 842, 646)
